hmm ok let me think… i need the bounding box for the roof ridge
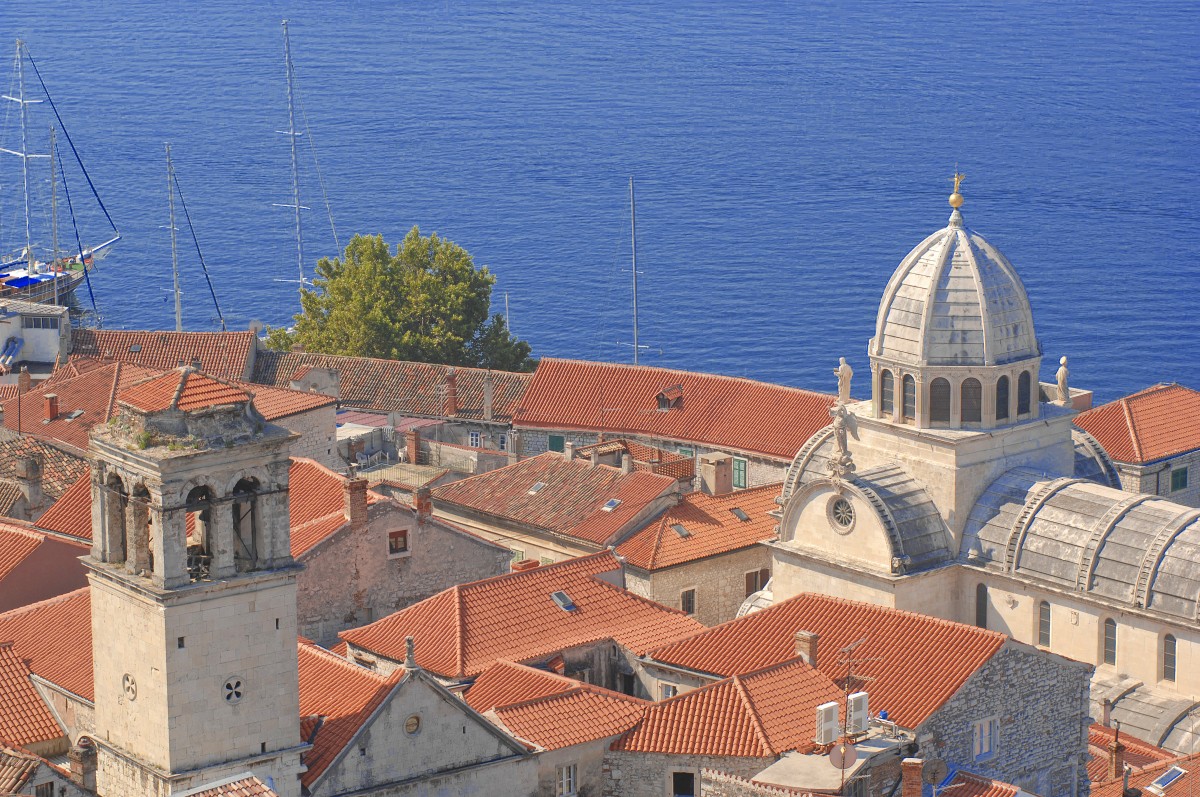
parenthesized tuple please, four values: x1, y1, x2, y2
(538, 357, 834, 399)
(266, 348, 529, 379)
(586, 572, 693, 617)
(646, 515, 669, 570)
(299, 639, 391, 683)
(0, 586, 88, 622)
(494, 683, 647, 715)
(1121, 397, 1144, 463)
(730, 673, 776, 756)
(105, 361, 122, 423)
(453, 585, 466, 678)
(455, 549, 620, 595)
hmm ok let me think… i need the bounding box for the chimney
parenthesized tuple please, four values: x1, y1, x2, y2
(483, 372, 494, 422)
(13, 456, 42, 518)
(590, 450, 599, 469)
(344, 478, 369, 530)
(1108, 722, 1126, 782)
(699, 452, 733, 496)
(68, 736, 97, 791)
(901, 758, 923, 797)
(406, 428, 420, 464)
(17, 366, 29, 394)
(43, 393, 58, 422)
(190, 357, 202, 370)
(564, 441, 575, 460)
(620, 453, 633, 474)
(414, 486, 432, 523)
(444, 367, 458, 417)
(794, 630, 818, 667)
(1102, 697, 1112, 728)
(511, 558, 540, 572)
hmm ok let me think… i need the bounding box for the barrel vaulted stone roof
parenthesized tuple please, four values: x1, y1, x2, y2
(71, 329, 256, 381)
(513, 358, 837, 461)
(1076, 384, 1200, 465)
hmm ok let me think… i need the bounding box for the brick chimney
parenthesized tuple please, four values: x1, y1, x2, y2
(1108, 723, 1126, 782)
(344, 478, 369, 530)
(483, 371, 494, 422)
(43, 393, 58, 422)
(901, 758, 924, 797)
(414, 486, 432, 523)
(511, 558, 540, 572)
(406, 428, 422, 465)
(621, 453, 633, 474)
(794, 630, 818, 667)
(68, 735, 97, 791)
(17, 366, 30, 394)
(444, 367, 458, 417)
(1102, 697, 1112, 727)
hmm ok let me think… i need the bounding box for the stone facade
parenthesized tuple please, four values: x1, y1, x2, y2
(602, 752, 772, 797)
(623, 546, 772, 628)
(699, 769, 808, 797)
(279, 404, 340, 470)
(1114, 448, 1200, 508)
(531, 740, 614, 797)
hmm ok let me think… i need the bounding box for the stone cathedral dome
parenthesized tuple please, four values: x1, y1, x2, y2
(869, 189, 1040, 368)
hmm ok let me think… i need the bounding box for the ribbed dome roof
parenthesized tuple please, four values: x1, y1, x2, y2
(871, 209, 1039, 367)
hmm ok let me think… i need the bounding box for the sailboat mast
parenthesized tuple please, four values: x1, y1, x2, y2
(282, 20, 305, 299)
(50, 125, 58, 304)
(629, 176, 639, 366)
(166, 143, 182, 332)
(16, 42, 34, 273)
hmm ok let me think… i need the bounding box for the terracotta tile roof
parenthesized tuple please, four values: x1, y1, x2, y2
(33, 469, 91, 541)
(297, 638, 401, 788)
(0, 385, 18, 402)
(70, 329, 255, 381)
(288, 458, 386, 557)
(1092, 750, 1200, 797)
(340, 551, 703, 679)
(0, 482, 22, 518)
(490, 684, 647, 750)
(431, 453, 676, 547)
(465, 660, 583, 713)
(253, 350, 533, 422)
(513, 358, 838, 461)
(1087, 724, 1176, 782)
(0, 746, 49, 793)
(945, 771, 1022, 797)
(180, 774, 280, 797)
(0, 439, 86, 505)
(0, 521, 88, 612)
(648, 593, 1006, 729)
(1, 361, 161, 451)
(0, 642, 62, 748)
(0, 525, 47, 583)
(1076, 383, 1200, 464)
(576, 438, 696, 481)
(613, 657, 841, 756)
(0, 588, 93, 700)
(245, 383, 336, 420)
(616, 483, 781, 570)
(118, 367, 251, 414)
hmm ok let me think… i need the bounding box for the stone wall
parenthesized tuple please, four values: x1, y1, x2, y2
(700, 769, 809, 796)
(281, 405, 340, 471)
(1116, 449, 1200, 507)
(624, 545, 773, 628)
(603, 752, 773, 797)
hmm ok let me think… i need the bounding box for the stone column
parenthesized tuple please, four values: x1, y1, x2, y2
(157, 497, 188, 589)
(982, 375, 997, 427)
(208, 496, 236, 580)
(915, 376, 929, 427)
(949, 376, 962, 430)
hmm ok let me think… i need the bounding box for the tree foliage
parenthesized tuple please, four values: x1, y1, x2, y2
(266, 227, 534, 371)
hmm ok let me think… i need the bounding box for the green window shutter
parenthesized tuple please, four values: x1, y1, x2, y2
(548, 434, 565, 453)
(733, 457, 747, 489)
(1171, 467, 1188, 492)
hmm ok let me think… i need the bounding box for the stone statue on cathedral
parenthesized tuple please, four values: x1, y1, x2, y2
(833, 357, 853, 404)
(1056, 356, 1070, 404)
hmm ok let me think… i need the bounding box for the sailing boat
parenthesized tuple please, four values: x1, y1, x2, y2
(0, 40, 120, 305)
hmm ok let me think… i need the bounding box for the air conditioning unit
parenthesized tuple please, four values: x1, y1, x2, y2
(815, 701, 839, 745)
(847, 691, 869, 735)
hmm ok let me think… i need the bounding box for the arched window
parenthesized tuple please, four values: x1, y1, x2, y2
(1103, 618, 1117, 666)
(104, 473, 128, 563)
(1164, 635, 1177, 682)
(961, 378, 982, 423)
(1038, 601, 1051, 647)
(232, 478, 262, 572)
(128, 484, 153, 576)
(880, 370, 894, 416)
(930, 378, 951, 423)
(996, 376, 1010, 421)
(975, 583, 988, 629)
(1018, 371, 1032, 415)
(185, 486, 215, 583)
(902, 375, 915, 421)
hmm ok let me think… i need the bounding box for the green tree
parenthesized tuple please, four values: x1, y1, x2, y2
(266, 227, 535, 371)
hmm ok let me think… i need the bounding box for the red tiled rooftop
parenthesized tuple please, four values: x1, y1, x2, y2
(613, 657, 841, 757)
(71, 329, 255, 381)
(181, 774, 279, 797)
(0, 438, 87, 507)
(288, 458, 386, 557)
(432, 452, 676, 547)
(648, 592, 1006, 729)
(576, 438, 696, 482)
(0, 588, 92, 700)
(945, 772, 1021, 797)
(514, 358, 837, 461)
(0, 520, 88, 612)
(340, 551, 703, 679)
(617, 483, 781, 570)
(33, 469, 91, 541)
(1076, 383, 1200, 464)
(1087, 724, 1175, 782)
(119, 368, 251, 414)
(490, 684, 647, 751)
(465, 660, 582, 713)
(1092, 750, 1200, 797)
(0, 642, 62, 748)
(253, 350, 533, 422)
(0, 746, 52, 794)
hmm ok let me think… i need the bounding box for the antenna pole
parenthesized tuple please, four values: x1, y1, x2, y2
(50, 125, 59, 304)
(282, 20, 305, 302)
(629, 176, 639, 366)
(166, 143, 182, 332)
(505, 291, 511, 332)
(16, 42, 34, 274)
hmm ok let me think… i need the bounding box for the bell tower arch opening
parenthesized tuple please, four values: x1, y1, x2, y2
(232, 477, 263, 572)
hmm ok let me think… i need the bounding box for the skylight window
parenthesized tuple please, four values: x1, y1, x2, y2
(730, 507, 750, 522)
(1148, 767, 1187, 795)
(129, 344, 142, 353)
(528, 482, 547, 495)
(670, 523, 691, 539)
(550, 590, 577, 612)
(601, 498, 622, 512)
(65, 409, 84, 421)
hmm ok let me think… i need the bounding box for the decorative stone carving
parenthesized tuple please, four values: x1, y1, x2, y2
(834, 357, 854, 404)
(1056, 357, 1070, 405)
(827, 403, 857, 484)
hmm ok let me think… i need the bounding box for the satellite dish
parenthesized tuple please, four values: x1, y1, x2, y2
(248, 319, 264, 335)
(830, 742, 858, 770)
(923, 759, 949, 785)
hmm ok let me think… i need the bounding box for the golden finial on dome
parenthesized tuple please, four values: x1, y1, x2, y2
(949, 169, 965, 209)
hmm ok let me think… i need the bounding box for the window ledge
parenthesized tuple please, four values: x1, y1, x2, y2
(388, 550, 412, 560)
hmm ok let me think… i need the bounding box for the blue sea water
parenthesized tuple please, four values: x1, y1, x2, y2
(1, 1, 1197, 403)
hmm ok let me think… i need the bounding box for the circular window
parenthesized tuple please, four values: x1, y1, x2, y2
(122, 673, 137, 702)
(827, 496, 856, 534)
(405, 714, 421, 735)
(223, 676, 245, 704)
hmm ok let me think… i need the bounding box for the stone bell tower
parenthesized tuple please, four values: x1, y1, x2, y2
(85, 367, 304, 797)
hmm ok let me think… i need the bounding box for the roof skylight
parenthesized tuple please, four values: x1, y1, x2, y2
(1148, 767, 1187, 795)
(601, 498, 622, 512)
(528, 482, 547, 495)
(730, 507, 750, 522)
(670, 523, 691, 539)
(550, 590, 577, 612)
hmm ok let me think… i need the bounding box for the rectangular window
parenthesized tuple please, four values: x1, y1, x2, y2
(556, 764, 578, 796)
(36, 783, 53, 797)
(680, 588, 696, 615)
(498, 433, 508, 451)
(972, 717, 999, 760)
(733, 457, 748, 489)
(660, 683, 678, 700)
(469, 430, 481, 448)
(388, 529, 409, 556)
(548, 434, 565, 453)
(1038, 601, 1052, 647)
(672, 771, 696, 797)
(745, 568, 770, 597)
(510, 548, 525, 563)
(1171, 467, 1188, 492)
(22, 315, 60, 330)
(677, 447, 694, 458)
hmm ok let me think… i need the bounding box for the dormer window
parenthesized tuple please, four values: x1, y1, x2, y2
(528, 482, 546, 495)
(601, 498, 622, 512)
(656, 384, 683, 411)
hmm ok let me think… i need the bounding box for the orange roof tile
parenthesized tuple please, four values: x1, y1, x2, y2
(0, 439, 87, 505)
(616, 483, 780, 570)
(178, 774, 279, 796)
(0, 385, 18, 401)
(297, 638, 401, 788)
(253, 350, 533, 422)
(0, 482, 23, 517)
(432, 453, 676, 547)
(945, 771, 1021, 797)
(1087, 724, 1176, 782)
(340, 551, 703, 678)
(0, 746, 53, 793)
(491, 685, 647, 750)
(0, 642, 62, 748)
(0, 588, 93, 700)
(648, 593, 1006, 729)
(242, 382, 336, 420)
(70, 329, 255, 381)
(0, 521, 88, 612)
(465, 661, 583, 713)
(576, 438, 696, 481)
(514, 359, 838, 461)
(1092, 750, 1200, 797)
(33, 469, 91, 541)
(613, 657, 841, 756)
(118, 368, 250, 414)
(2, 361, 161, 451)
(288, 458, 386, 557)
(1076, 384, 1200, 464)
